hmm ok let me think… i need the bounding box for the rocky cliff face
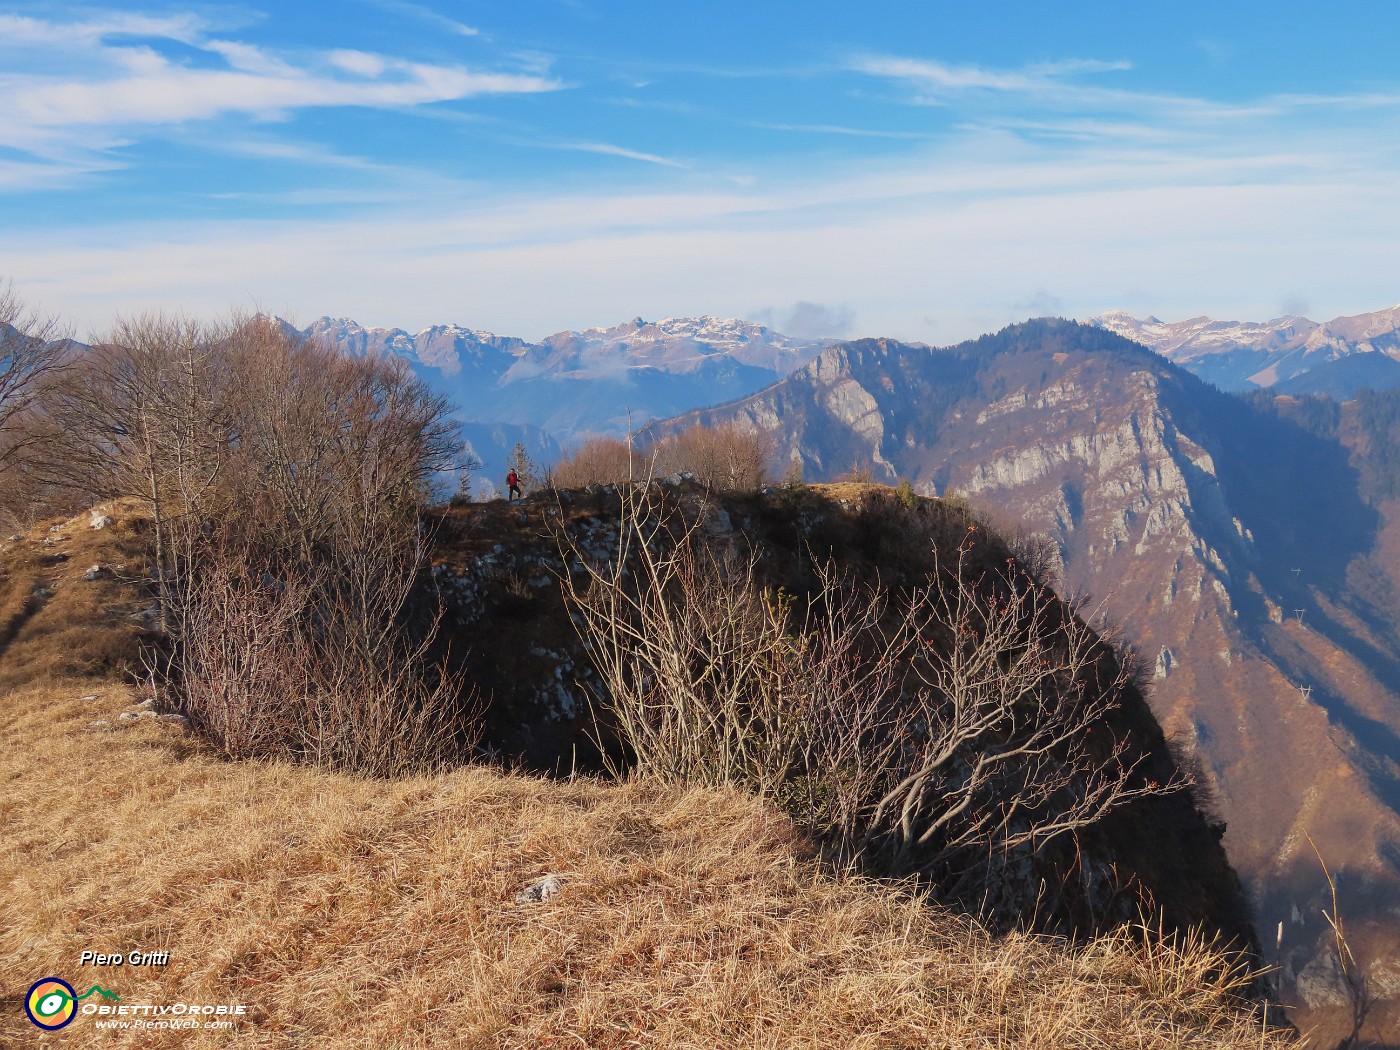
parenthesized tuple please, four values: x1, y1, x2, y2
(662, 319, 1400, 1041)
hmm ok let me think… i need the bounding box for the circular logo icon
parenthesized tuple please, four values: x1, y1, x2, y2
(26, 978, 78, 1030)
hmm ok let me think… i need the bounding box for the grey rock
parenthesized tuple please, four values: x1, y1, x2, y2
(515, 874, 564, 903)
(89, 513, 115, 530)
(82, 564, 104, 581)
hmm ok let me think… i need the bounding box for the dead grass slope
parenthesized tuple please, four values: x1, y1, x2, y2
(2, 680, 1290, 1050)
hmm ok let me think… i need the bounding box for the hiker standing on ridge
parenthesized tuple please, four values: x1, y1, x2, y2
(506, 468, 522, 500)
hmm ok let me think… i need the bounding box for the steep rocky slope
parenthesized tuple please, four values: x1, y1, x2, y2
(661, 320, 1400, 1042)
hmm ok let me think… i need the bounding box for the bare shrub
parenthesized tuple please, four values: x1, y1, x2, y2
(173, 532, 309, 760)
(563, 487, 1182, 896)
(177, 525, 476, 776)
(550, 435, 635, 489)
(651, 423, 772, 490)
(559, 482, 904, 855)
(35, 313, 478, 774)
(866, 542, 1183, 895)
(171, 321, 473, 774)
(1307, 835, 1376, 1050)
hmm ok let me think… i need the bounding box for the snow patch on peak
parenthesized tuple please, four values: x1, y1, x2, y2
(1089, 305, 1400, 390)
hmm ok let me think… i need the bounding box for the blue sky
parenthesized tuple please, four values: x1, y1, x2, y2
(4, 1, 1400, 342)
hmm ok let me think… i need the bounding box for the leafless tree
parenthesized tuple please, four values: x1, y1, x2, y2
(507, 441, 540, 495)
(32, 311, 477, 774)
(216, 318, 460, 552)
(651, 423, 773, 490)
(34, 314, 231, 630)
(550, 435, 636, 489)
(0, 282, 77, 521)
(0, 281, 73, 461)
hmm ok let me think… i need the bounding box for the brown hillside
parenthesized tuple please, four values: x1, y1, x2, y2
(0, 496, 1290, 1048)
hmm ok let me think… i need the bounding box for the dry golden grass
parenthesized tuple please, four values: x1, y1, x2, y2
(0, 500, 153, 693)
(1, 676, 1295, 1050)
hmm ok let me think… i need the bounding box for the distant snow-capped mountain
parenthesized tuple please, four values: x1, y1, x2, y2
(1090, 306, 1400, 391)
(300, 314, 827, 386)
(291, 314, 830, 486)
(302, 317, 534, 378)
(521, 315, 827, 378)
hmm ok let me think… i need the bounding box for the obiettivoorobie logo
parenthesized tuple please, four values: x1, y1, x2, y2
(24, 978, 120, 1030)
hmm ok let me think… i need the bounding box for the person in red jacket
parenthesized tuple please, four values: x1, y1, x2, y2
(506, 468, 522, 500)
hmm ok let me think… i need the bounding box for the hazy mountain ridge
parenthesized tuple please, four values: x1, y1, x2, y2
(295, 315, 828, 487)
(1092, 305, 1400, 391)
(656, 319, 1400, 1039)
(302, 314, 827, 387)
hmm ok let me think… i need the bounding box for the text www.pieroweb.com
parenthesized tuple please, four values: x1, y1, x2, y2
(93, 1016, 235, 1031)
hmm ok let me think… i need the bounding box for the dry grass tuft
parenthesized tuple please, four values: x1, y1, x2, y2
(1, 674, 1291, 1049)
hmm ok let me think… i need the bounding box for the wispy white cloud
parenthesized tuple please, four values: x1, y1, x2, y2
(3, 62, 555, 130)
(360, 0, 479, 38)
(0, 12, 205, 46)
(14, 115, 1400, 344)
(851, 53, 1275, 123)
(566, 142, 689, 168)
(754, 122, 929, 140)
(853, 56, 1050, 93)
(0, 11, 561, 180)
(1025, 58, 1133, 77)
(327, 49, 390, 77)
(852, 50, 1400, 129)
